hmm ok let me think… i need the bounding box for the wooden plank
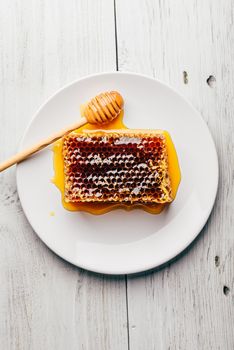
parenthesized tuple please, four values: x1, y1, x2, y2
(116, 0, 234, 349)
(0, 1, 128, 349)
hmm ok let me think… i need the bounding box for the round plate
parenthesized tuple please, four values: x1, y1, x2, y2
(16, 72, 218, 274)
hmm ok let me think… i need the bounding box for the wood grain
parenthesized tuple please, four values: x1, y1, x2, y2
(116, 0, 234, 349)
(0, 1, 128, 349)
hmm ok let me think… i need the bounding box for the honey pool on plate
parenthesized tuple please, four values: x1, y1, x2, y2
(52, 111, 181, 214)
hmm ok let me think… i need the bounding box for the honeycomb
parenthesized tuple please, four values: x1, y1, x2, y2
(62, 130, 172, 204)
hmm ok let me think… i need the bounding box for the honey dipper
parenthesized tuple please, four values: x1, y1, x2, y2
(0, 91, 124, 172)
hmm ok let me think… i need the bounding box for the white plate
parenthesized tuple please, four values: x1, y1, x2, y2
(16, 72, 218, 275)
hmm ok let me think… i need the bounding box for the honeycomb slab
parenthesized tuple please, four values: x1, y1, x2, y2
(62, 130, 172, 205)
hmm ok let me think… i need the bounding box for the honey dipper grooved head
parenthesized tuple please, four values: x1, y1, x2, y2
(83, 91, 124, 124)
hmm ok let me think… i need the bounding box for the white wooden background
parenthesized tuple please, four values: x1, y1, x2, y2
(0, 1, 233, 349)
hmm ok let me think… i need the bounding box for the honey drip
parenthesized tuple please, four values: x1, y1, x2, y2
(52, 110, 181, 214)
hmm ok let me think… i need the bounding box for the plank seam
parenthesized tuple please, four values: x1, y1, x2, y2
(125, 275, 130, 350)
(113, 0, 119, 71)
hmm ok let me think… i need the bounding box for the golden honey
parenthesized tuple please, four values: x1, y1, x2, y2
(52, 111, 181, 214)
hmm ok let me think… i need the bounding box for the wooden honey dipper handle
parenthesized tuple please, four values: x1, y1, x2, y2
(0, 118, 87, 172)
(0, 91, 123, 172)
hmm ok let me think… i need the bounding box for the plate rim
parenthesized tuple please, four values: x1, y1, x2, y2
(16, 71, 219, 275)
